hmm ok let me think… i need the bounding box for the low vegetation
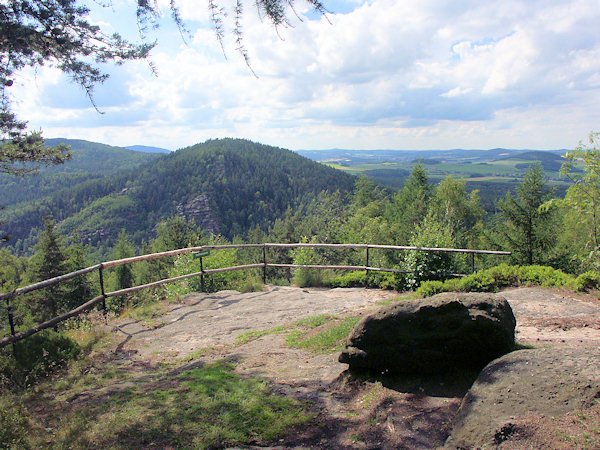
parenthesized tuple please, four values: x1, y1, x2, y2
(416, 264, 600, 297)
(286, 316, 362, 354)
(0, 316, 313, 449)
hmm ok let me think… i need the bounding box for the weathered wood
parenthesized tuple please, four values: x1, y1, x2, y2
(202, 244, 265, 250)
(0, 295, 105, 348)
(203, 264, 264, 275)
(104, 264, 264, 298)
(101, 246, 207, 268)
(269, 264, 408, 274)
(267, 263, 368, 271)
(364, 244, 511, 255)
(101, 244, 264, 268)
(265, 242, 510, 255)
(266, 243, 368, 249)
(0, 264, 101, 302)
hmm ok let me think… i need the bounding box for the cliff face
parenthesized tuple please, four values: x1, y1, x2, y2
(176, 193, 220, 234)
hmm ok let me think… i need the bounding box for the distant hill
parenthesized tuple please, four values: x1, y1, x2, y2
(125, 145, 171, 154)
(3, 139, 356, 256)
(0, 139, 162, 207)
(296, 148, 567, 165)
(495, 150, 567, 172)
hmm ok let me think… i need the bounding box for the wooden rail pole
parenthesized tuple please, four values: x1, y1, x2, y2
(99, 266, 107, 321)
(365, 246, 370, 281)
(200, 257, 205, 292)
(262, 244, 266, 284)
(5, 293, 18, 358)
(471, 253, 476, 274)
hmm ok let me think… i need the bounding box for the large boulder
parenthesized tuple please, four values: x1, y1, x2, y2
(445, 348, 600, 448)
(339, 292, 516, 375)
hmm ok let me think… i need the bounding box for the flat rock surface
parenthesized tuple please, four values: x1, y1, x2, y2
(501, 287, 600, 348)
(112, 286, 399, 360)
(109, 286, 600, 448)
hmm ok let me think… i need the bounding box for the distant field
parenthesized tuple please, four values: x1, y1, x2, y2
(316, 149, 571, 211)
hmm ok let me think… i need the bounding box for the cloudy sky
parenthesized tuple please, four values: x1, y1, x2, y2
(12, 0, 600, 151)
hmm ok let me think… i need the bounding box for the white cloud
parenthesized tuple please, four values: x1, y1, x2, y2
(11, 0, 600, 150)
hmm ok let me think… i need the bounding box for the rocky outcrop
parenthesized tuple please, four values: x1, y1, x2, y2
(339, 292, 516, 375)
(445, 347, 600, 448)
(175, 193, 219, 234)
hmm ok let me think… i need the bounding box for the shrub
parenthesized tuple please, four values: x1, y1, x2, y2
(0, 330, 80, 388)
(0, 397, 30, 448)
(416, 264, 578, 297)
(166, 237, 259, 295)
(326, 270, 406, 290)
(519, 265, 573, 288)
(327, 271, 366, 288)
(291, 239, 324, 287)
(416, 280, 447, 297)
(403, 214, 456, 289)
(573, 271, 600, 292)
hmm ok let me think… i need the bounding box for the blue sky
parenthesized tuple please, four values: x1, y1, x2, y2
(12, 0, 600, 151)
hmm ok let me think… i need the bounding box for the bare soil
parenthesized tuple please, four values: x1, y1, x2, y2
(107, 285, 600, 448)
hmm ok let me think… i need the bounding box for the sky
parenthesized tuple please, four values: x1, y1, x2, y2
(11, 0, 600, 151)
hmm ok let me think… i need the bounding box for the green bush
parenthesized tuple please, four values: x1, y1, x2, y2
(291, 240, 324, 287)
(327, 271, 366, 288)
(326, 270, 406, 290)
(0, 330, 80, 388)
(0, 397, 30, 448)
(572, 271, 600, 292)
(519, 265, 573, 287)
(415, 280, 446, 297)
(166, 237, 261, 295)
(416, 264, 578, 297)
(403, 214, 457, 289)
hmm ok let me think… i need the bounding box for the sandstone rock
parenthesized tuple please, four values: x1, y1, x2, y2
(175, 193, 219, 233)
(446, 347, 600, 448)
(339, 292, 516, 375)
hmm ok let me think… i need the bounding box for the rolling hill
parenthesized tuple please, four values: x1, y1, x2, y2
(2, 139, 356, 256)
(0, 139, 163, 207)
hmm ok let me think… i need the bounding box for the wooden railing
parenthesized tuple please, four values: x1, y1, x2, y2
(0, 243, 510, 350)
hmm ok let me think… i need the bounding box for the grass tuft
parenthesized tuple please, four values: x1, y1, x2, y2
(286, 317, 361, 354)
(234, 325, 288, 345)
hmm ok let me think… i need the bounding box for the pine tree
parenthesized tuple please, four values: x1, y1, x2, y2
(111, 230, 135, 291)
(388, 162, 432, 244)
(497, 163, 556, 265)
(27, 217, 68, 320)
(64, 239, 93, 310)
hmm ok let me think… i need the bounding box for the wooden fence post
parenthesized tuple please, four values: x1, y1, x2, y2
(471, 253, 476, 274)
(5, 293, 18, 358)
(262, 244, 267, 284)
(200, 257, 205, 292)
(365, 246, 370, 281)
(99, 266, 107, 322)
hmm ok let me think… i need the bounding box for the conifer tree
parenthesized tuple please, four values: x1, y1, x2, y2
(111, 230, 135, 291)
(28, 217, 68, 320)
(388, 162, 431, 244)
(64, 239, 93, 310)
(497, 163, 556, 265)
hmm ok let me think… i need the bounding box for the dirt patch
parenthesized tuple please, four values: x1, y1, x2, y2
(104, 286, 600, 448)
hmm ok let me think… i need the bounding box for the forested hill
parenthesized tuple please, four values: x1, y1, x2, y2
(3, 139, 356, 256)
(0, 138, 162, 207)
